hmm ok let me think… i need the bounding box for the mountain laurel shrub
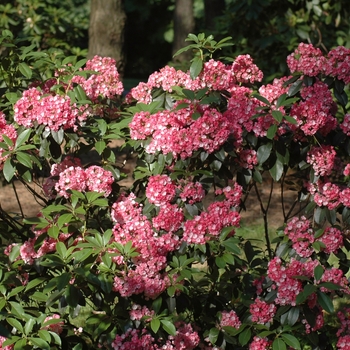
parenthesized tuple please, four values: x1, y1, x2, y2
(0, 30, 350, 349)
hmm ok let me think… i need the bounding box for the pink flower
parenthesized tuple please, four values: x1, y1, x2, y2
(14, 88, 87, 132)
(337, 335, 350, 350)
(146, 175, 176, 206)
(250, 298, 276, 324)
(85, 165, 114, 196)
(0, 111, 17, 169)
(319, 227, 343, 254)
(249, 336, 271, 350)
(287, 43, 327, 76)
(306, 145, 337, 177)
(72, 55, 123, 102)
(55, 166, 87, 198)
(220, 310, 241, 329)
(0, 336, 13, 350)
(42, 314, 64, 334)
(325, 46, 350, 84)
(284, 216, 314, 258)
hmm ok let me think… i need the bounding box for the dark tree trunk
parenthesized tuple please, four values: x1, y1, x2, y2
(172, 0, 195, 63)
(88, 0, 126, 76)
(204, 0, 226, 30)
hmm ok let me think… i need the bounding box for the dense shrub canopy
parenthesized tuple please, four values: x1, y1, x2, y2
(0, 30, 350, 349)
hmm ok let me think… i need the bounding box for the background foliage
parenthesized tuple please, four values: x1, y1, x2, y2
(1, 0, 349, 80)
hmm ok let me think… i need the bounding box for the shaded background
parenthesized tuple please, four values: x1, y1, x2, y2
(0, 0, 349, 84)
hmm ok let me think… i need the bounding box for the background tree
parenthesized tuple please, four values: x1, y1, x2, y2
(88, 0, 126, 76)
(172, 0, 195, 63)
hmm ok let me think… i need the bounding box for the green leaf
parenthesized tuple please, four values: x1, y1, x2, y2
(239, 327, 251, 346)
(269, 159, 283, 181)
(317, 291, 334, 314)
(3, 158, 15, 182)
(24, 318, 35, 335)
(37, 330, 51, 343)
(16, 151, 32, 168)
(284, 115, 297, 124)
(286, 307, 300, 326)
(257, 143, 272, 165)
(271, 110, 283, 123)
(215, 256, 227, 269)
(18, 62, 32, 79)
(267, 124, 277, 139)
(14, 338, 27, 350)
(314, 265, 324, 282)
(190, 56, 203, 79)
(252, 93, 271, 105)
(150, 318, 160, 333)
(29, 337, 50, 350)
(7, 318, 24, 333)
(95, 140, 106, 155)
(222, 237, 241, 255)
(5, 92, 19, 104)
(288, 79, 303, 96)
(56, 242, 67, 259)
(48, 226, 59, 239)
(15, 128, 32, 149)
(209, 327, 220, 345)
(273, 338, 287, 350)
(281, 334, 301, 350)
(161, 320, 176, 336)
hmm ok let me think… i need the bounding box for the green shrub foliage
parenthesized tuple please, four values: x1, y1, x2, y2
(0, 30, 350, 349)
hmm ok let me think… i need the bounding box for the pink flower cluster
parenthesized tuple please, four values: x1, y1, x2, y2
(44, 163, 114, 199)
(0, 112, 17, 169)
(129, 304, 154, 321)
(312, 181, 340, 210)
(111, 193, 179, 298)
(325, 46, 350, 84)
(17, 215, 72, 264)
(306, 145, 337, 177)
(219, 310, 241, 329)
(267, 257, 316, 306)
(337, 308, 350, 338)
(183, 200, 240, 245)
(249, 336, 271, 350)
(284, 215, 344, 258)
(287, 43, 327, 76)
(337, 335, 350, 350)
(250, 298, 276, 324)
(290, 80, 337, 137)
(236, 149, 258, 169)
(14, 87, 88, 132)
(287, 43, 350, 84)
(146, 175, 176, 206)
(72, 55, 124, 102)
(111, 323, 200, 350)
(126, 55, 263, 104)
(152, 203, 184, 233)
(341, 114, 350, 136)
(268, 256, 350, 311)
(42, 314, 64, 334)
(284, 216, 314, 257)
(302, 311, 324, 334)
(0, 336, 13, 350)
(130, 103, 231, 159)
(178, 180, 205, 204)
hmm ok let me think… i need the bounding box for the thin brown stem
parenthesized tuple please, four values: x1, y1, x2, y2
(253, 180, 273, 259)
(12, 181, 24, 218)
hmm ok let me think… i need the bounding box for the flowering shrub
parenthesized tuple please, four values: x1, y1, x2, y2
(1, 30, 350, 349)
